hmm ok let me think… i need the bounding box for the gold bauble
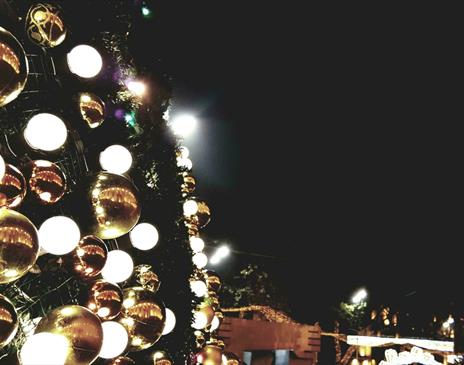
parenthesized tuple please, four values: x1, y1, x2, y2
(200, 343, 223, 365)
(0, 208, 39, 284)
(0, 164, 26, 208)
(119, 287, 166, 351)
(106, 357, 135, 365)
(85, 280, 123, 321)
(206, 270, 221, 293)
(194, 330, 206, 348)
(79, 93, 105, 128)
(223, 352, 240, 365)
(82, 172, 141, 239)
(198, 300, 215, 327)
(27, 160, 66, 204)
(65, 235, 107, 279)
(186, 200, 211, 229)
(26, 3, 66, 48)
(153, 350, 173, 365)
(34, 305, 103, 365)
(186, 221, 199, 237)
(0, 294, 18, 348)
(181, 173, 196, 195)
(133, 264, 160, 293)
(0, 27, 28, 107)
(206, 293, 220, 312)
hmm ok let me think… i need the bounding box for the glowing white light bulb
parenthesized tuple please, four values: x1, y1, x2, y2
(192, 252, 208, 269)
(189, 237, 205, 253)
(101, 250, 134, 283)
(130, 223, 159, 251)
(183, 200, 198, 217)
(20, 332, 69, 365)
(67, 45, 103, 78)
(216, 246, 230, 258)
(211, 315, 221, 332)
(190, 280, 208, 297)
(99, 145, 133, 174)
(192, 311, 208, 330)
(177, 157, 193, 170)
(126, 80, 146, 96)
(24, 113, 67, 152)
(170, 114, 197, 138)
(99, 321, 128, 359)
(0, 155, 5, 181)
(162, 308, 176, 335)
(39, 216, 80, 255)
(178, 146, 189, 159)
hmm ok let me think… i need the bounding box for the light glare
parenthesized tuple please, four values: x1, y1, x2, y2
(171, 114, 197, 138)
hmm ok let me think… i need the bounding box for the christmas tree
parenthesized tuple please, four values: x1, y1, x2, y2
(0, 1, 228, 364)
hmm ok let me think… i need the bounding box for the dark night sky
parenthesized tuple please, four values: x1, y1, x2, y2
(139, 2, 454, 323)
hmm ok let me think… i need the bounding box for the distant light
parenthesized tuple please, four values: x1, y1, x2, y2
(99, 145, 133, 174)
(162, 308, 176, 335)
(190, 280, 208, 297)
(217, 246, 230, 258)
(124, 112, 136, 127)
(39, 216, 80, 255)
(189, 237, 205, 253)
(141, 6, 152, 17)
(170, 114, 197, 138)
(192, 252, 208, 269)
(67, 45, 103, 78)
(209, 255, 221, 265)
(351, 288, 368, 304)
(101, 250, 134, 283)
(24, 113, 67, 152)
(130, 223, 159, 251)
(448, 316, 455, 324)
(20, 332, 69, 365)
(183, 200, 198, 217)
(99, 321, 128, 359)
(126, 80, 146, 97)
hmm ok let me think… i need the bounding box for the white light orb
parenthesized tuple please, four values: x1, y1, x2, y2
(101, 250, 134, 283)
(130, 223, 159, 251)
(162, 308, 176, 335)
(177, 157, 193, 170)
(189, 237, 205, 253)
(20, 332, 70, 365)
(24, 113, 67, 152)
(217, 246, 230, 258)
(210, 315, 221, 332)
(99, 321, 128, 359)
(99, 145, 133, 174)
(190, 280, 208, 297)
(192, 311, 208, 330)
(39, 216, 80, 255)
(171, 114, 197, 138)
(126, 80, 146, 96)
(209, 255, 221, 265)
(183, 199, 198, 217)
(67, 45, 103, 78)
(178, 146, 189, 159)
(192, 252, 208, 269)
(0, 155, 5, 181)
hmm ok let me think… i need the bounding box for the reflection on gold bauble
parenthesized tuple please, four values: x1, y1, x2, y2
(223, 352, 240, 365)
(206, 270, 221, 293)
(82, 172, 141, 239)
(34, 305, 103, 365)
(153, 350, 173, 365)
(106, 357, 135, 365)
(207, 293, 220, 312)
(198, 301, 215, 327)
(133, 264, 160, 293)
(181, 173, 196, 195)
(85, 280, 123, 321)
(0, 208, 39, 284)
(0, 294, 18, 348)
(200, 343, 223, 365)
(119, 287, 166, 351)
(65, 235, 107, 279)
(27, 160, 66, 204)
(0, 27, 28, 107)
(79, 93, 105, 128)
(26, 3, 66, 48)
(0, 164, 26, 208)
(186, 221, 199, 237)
(186, 200, 211, 229)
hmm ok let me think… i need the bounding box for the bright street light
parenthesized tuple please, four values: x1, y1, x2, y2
(209, 245, 231, 265)
(170, 114, 197, 138)
(351, 288, 368, 304)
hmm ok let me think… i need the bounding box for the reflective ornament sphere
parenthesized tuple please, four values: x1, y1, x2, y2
(39, 216, 80, 256)
(0, 294, 18, 348)
(181, 173, 196, 195)
(64, 235, 108, 279)
(223, 352, 241, 365)
(20, 332, 70, 365)
(26, 3, 66, 48)
(119, 287, 166, 351)
(153, 350, 173, 365)
(99, 321, 128, 359)
(106, 357, 135, 365)
(0, 208, 39, 284)
(85, 280, 123, 321)
(206, 271, 221, 293)
(199, 343, 223, 365)
(79, 93, 105, 128)
(67, 45, 102, 78)
(81, 172, 141, 239)
(34, 305, 103, 365)
(198, 301, 215, 327)
(0, 27, 29, 107)
(133, 264, 160, 293)
(24, 113, 68, 152)
(0, 164, 26, 208)
(101, 250, 134, 283)
(27, 160, 66, 204)
(162, 308, 176, 335)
